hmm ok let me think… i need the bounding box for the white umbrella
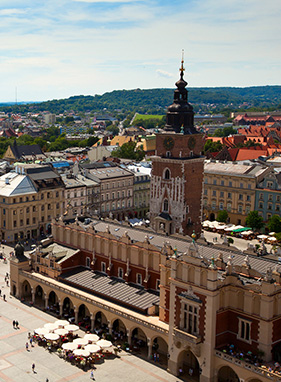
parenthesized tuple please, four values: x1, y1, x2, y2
(96, 339, 113, 349)
(44, 333, 60, 341)
(257, 234, 269, 240)
(54, 328, 69, 336)
(65, 324, 79, 332)
(224, 226, 236, 231)
(44, 323, 59, 331)
(62, 342, 78, 351)
(269, 232, 276, 236)
(268, 237, 277, 241)
(85, 344, 101, 353)
(241, 230, 253, 236)
(73, 337, 89, 346)
(73, 349, 90, 357)
(34, 328, 50, 335)
(55, 320, 69, 327)
(84, 334, 100, 343)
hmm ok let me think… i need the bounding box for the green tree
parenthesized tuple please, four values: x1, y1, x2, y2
(267, 215, 281, 233)
(111, 141, 145, 161)
(204, 140, 223, 153)
(216, 210, 228, 223)
(245, 211, 264, 231)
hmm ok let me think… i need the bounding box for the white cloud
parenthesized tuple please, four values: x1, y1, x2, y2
(156, 69, 173, 78)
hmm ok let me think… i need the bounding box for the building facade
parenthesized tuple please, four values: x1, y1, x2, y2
(150, 60, 204, 236)
(203, 161, 270, 225)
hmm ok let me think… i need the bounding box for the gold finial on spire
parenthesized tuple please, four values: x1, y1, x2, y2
(180, 49, 185, 77)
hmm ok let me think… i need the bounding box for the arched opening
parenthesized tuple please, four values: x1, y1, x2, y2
(94, 311, 108, 334)
(164, 169, 170, 180)
(13, 284, 17, 296)
(62, 297, 74, 321)
(22, 280, 32, 300)
(178, 349, 200, 381)
(35, 285, 44, 307)
(78, 304, 91, 331)
(217, 366, 239, 382)
(112, 319, 127, 344)
(131, 327, 148, 357)
(210, 213, 215, 221)
(48, 291, 59, 315)
(152, 336, 168, 366)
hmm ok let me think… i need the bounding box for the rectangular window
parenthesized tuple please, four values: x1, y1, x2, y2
(227, 203, 232, 212)
(259, 202, 263, 209)
(213, 179, 217, 185)
(220, 191, 224, 198)
(219, 202, 224, 210)
(204, 178, 208, 184)
(239, 194, 243, 200)
(204, 189, 207, 196)
(260, 193, 263, 200)
(238, 318, 251, 342)
(246, 195, 251, 202)
(101, 262, 106, 273)
(136, 273, 142, 285)
(33, 206, 36, 212)
(229, 181, 232, 187)
(240, 183, 243, 188)
(227, 192, 232, 199)
(269, 194, 273, 201)
(238, 205, 243, 213)
(212, 190, 216, 196)
(3, 209, 5, 215)
(14, 220, 17, 228)
(183, 304, 198, 335)
(221, 180, 224, 186)
(277, 196, 280, 202)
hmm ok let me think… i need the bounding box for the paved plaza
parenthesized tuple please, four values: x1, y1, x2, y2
(0, 246, 180, 382)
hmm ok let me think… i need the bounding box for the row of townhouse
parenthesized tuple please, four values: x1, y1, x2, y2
(202, 160, 281, 225)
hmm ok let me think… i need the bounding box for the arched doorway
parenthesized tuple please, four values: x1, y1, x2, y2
(62, 297, 74, 321)
(210, 213, 215, 221)
(78, 304, 91, 331)
(217, 366, 239, 382)
(131, 327, 148, 357)
(112, 319, 127, 343)
(48, 291, 59, 315)
(178, 349, 200, 381)
(22, 280, 32, 300)
(152, 336, 168, 366)
(35, 285, 44, 307)
(94, 311, 108, 331)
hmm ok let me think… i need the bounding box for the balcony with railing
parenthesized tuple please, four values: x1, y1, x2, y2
(173, 327, 202, 345)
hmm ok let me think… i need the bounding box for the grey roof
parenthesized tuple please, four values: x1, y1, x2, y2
(60, 267, 159, 313)
(204, 161, 267, 178)
(78, 219, 279, 277)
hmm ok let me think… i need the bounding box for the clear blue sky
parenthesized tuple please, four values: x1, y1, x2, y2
(0, 0, 280, 102)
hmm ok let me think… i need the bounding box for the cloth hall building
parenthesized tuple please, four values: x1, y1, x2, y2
(10, 63, 281, 382)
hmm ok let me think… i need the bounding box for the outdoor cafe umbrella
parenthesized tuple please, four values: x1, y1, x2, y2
(73, 337, 89, 346)
(54, 328, 69, 336)
(257, 234, 269, 240)
(96, 339, 113, 349)
(84, 344, 101, 353)
(55, 320, 69, 327)
(84, 334, 100, 343)
(44, 333, 60, 341)
(44, 323, 59, 331)
(62, 342, 79, 351)
(34, 328, 50, 335)
(73, 349, 90, 357)
(65, 324, 79, 332)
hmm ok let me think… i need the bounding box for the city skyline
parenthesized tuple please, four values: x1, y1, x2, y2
(0, 0, 280, 102)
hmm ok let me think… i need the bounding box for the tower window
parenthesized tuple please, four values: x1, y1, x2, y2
(163, 199, 169, 212)
(164, 169, 170, 180)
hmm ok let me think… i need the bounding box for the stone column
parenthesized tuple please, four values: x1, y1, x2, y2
(147, 337, 152, 360)
(74, 306, 78, 323)
(90, 314, 95, 332)
(127, 329, 132, 345)
(31, 287, 35, 304)
(108, 321, 112, 335)
(59, 299, 63, 316)
(44, 293, 48, 309)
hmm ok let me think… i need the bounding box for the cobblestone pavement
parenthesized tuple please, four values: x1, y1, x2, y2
(0, 246, 180, 382)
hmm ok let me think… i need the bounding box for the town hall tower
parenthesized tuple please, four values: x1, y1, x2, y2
(150, 58, 205, 236)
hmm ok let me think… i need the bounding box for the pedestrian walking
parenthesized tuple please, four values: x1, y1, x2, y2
(0, 288, 2, 296)
(30, 337, 33, 347)
(90, 370, 95, 380)
(15, 321, 19, 329)
(26, 342, 29, 351)
(3, 294, 6, 301)
(32, 363, 35, 373)
(46, 378, 49, 382)
(12, 320, 15, 328)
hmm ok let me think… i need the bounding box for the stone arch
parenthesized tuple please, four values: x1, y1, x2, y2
(77, 303, 91, 330)
(163, 168, 171, 180)
(94, 311, 108, 328)
(151, 335, 168, 365)
(200, 269, 207, 287)
(35, 284, 44, 306)
(48, 290, 58, 306)
(62, 297, 74, 320)
(22, 279, 32, 300)
(177, 348, 200, 381)
(188, 266, 195, 283)
(131, 327, 148, 357)
(217, 365, 239, 382)
(112, 318, 128, 342)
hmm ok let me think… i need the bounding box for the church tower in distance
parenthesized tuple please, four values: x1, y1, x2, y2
(150, 57, 205, 237)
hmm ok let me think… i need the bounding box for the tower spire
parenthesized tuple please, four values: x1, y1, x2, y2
(180, 49, 185, 79)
